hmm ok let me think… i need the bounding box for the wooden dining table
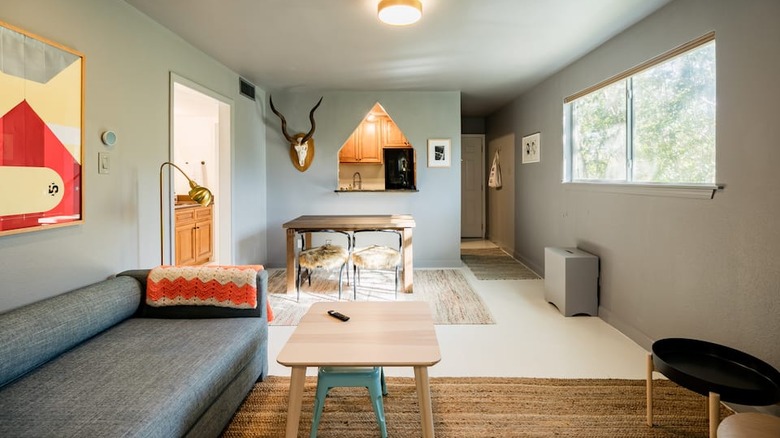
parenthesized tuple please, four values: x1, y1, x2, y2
(282, 214, 416, 293)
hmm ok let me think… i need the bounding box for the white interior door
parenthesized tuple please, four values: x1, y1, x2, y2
(461, 135, 485, 238)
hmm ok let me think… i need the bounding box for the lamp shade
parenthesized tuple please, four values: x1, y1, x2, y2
(187, 180, 213, 207)
(378, 0, 422, 26)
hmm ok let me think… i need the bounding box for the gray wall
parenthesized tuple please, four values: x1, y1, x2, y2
(265, 91, 462, 268)
(487, 0, 780, 369)
(486, 134, 515, 253)
(0, 0, 267, 312)
(461, 117, 485, 134)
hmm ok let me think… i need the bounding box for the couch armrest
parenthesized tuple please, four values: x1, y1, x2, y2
(0, 276, 140, 388)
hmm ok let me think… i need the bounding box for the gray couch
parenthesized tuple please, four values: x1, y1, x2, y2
(0, 269, 269, 437)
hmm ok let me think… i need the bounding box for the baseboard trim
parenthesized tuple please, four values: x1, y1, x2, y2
(598, 306, 653, 352)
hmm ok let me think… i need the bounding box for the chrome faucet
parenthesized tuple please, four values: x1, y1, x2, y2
(352, 172, 362, 190)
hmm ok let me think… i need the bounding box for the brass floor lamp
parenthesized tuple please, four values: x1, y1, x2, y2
(159, 162, 213, 264)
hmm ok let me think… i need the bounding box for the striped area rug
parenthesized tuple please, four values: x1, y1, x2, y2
(221, 376, 732, 437)
(266, 268, 495, 326)
(461, 247, 541, 280)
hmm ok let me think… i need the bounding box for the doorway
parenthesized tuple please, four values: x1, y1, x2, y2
(168, 74, 233, 265)
(461, 134, 485, 238)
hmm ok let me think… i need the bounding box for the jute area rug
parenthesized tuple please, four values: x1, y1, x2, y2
(266, 269, 495, 326)
(221, 376, 732, 437)
(461, 248, 541, 281)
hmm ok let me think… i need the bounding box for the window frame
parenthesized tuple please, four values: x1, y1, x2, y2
(562, 32, 720, 199)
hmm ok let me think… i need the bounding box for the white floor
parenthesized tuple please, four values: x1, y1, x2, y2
(267, 240, 650, 379)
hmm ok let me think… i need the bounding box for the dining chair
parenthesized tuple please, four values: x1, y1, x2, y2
(296, 230, 351, 301)
(351, 229, 402, 299)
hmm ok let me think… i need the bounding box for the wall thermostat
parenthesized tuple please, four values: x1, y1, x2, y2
(101, 130, 117, 146)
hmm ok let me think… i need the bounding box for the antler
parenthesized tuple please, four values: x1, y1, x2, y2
(269, 95, 295, 144)
(300, 97, 324, 145)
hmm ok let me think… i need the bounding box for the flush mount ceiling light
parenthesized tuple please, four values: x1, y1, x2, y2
(377, 0, 422, 26)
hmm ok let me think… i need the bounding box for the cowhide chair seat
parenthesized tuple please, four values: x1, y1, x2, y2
(299, 244, 349, 270)
(351, 245, 401, 270)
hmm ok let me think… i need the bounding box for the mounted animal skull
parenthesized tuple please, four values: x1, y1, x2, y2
(269, 96, 323, 172)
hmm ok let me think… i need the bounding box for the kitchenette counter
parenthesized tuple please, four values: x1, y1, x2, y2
(173, 202, 202, 209)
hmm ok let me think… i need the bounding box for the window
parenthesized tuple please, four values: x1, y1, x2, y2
(564, 33, 716, 186)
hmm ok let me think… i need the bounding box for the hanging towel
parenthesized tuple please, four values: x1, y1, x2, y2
(488, 150, 502, 189)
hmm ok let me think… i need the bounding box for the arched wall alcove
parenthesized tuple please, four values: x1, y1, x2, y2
(337, 103, 417, 191)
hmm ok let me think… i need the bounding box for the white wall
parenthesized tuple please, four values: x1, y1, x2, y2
(0, 0, 267, 312)
(487, 0, 780, 369)
(265, 91, 462, 268)
(173, 116, 217, 195)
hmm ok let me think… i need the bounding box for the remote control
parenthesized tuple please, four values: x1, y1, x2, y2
(327, 310, 350, 321)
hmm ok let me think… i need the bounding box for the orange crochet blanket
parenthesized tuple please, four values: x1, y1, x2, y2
(147, 265, 264, 311)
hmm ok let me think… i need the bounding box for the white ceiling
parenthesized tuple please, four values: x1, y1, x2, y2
(126, 0, 671, 117)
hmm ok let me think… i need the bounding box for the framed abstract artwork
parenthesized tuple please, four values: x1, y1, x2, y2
(0, 21, 85, 236)
(427, 138, 451, 168)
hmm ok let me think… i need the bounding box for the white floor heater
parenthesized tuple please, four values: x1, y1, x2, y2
(544, 247, 599, 317)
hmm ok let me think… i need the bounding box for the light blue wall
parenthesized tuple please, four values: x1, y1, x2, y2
(486, 0, 780, 369)
(233, 90, 268, 264)
(264, 91, 462, 268)
(0, 0, 267, 312)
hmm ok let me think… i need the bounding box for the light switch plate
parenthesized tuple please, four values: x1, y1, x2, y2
(521, 132, 541, 164)
(98, 152, 110, 174)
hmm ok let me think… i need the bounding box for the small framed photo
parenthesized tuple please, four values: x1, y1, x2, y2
(427, 138, 451, 168)
(522, 132, 541, 164)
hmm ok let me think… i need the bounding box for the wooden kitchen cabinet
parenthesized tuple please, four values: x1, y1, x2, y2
(339, 133, 358, 162)
(174, 205, 213, 266)
(382, 118, 410, 147)
(339, 118, 382, 163)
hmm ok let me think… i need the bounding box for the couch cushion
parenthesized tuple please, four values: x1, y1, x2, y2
(0, 317, 265, 438)
(0, 276, 141, 388)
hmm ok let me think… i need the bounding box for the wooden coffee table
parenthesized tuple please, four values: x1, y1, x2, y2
(277, 301, 441, 437)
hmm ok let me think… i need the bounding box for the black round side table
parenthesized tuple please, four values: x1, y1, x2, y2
(646, 338, 780, 438)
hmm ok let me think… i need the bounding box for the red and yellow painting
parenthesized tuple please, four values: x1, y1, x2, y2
(0, 21, 84, 236)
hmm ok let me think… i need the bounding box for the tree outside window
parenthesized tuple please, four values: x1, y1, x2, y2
(565, 39, 716, 185)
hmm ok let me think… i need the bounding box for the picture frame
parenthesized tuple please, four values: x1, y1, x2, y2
(427, 138, 451, 168)
(0, 21, 85, 236)
(521, 132, 541, 164)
